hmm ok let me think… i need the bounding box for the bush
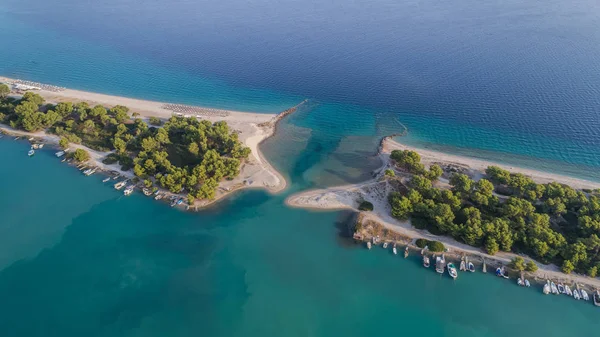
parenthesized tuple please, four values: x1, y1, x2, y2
(428, 241, 445, 252)
(415, 239, 445, 252)
(525, 261, 538, 272)
(384, 169, 395, 177)
(149, 116, 162, 126)
(102, 153, 120, 165)
(415, 238, 428, 248)
(59, 137, 69, 149)
(358, 201, 373, 211)
(71, 148, 90, 162)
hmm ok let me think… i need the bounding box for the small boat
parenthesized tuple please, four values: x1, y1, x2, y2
(581, 289, 590, 301)
(573, 289, 581, 300)
(467, 262, 475, 272)
(594, 291, 600, 307)
(459, 259, 466, 272)
(31, 144, 39, 149)
(114, 181, 127, 190)
(102, 177, 111, 183)
(550, 282, 559, 295)
(565, 285, 573, 296)
(435, 255, 445, 274)
(154, 193, 164, 200)
(392, 243, 397, 255)
(55, 151, 65, 157)
(123, 185, 134, 196)
(176, 198, 184, 205)
(37, 143, 44, 149)
(83, 168, 97, 176)
(423, 255, 430, 268)
(447, 262, 458, 279)
(482, 259, 487, 273)
(495, 267, 508, 279)
(517, 278, 524, 286)
(557, 283, 566, 294)
(543, 281, 551, 295)
(404, 246, 409, 258)
(524, 279, 530, 287)
(28, 149, 35, 157)
(382, 242, 388, 249)
(143, 188, 152, 196)
(367, 241, 372, 250)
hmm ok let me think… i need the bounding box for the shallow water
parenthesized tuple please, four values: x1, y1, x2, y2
(1, 0, 600, 335)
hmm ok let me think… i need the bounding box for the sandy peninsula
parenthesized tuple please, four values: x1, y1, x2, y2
(0, 76, 290, 207)
(286, 137, 600, 289)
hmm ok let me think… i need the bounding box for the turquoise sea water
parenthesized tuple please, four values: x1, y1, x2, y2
(1, 0, 600, 335)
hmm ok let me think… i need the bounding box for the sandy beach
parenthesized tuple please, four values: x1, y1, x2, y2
(286, 137, 600, 289)
(0, 76, 289, 205)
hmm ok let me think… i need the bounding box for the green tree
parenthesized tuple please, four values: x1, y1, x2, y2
(389, 193, 413, 220)
(0, 83, 10, 98)
(59, 137, 69, 149)
(55, 102, 74, 117)
(21, 92, 44, 106)
(485, 237, 499, 255)
(113, 137, 127, 154)
(425, 164, 443, 181)
(384, 169, 395, 177)
(358, 201, 374, 211)
(561, 260, 575, 274)
(449, 173, 472, 196)
(71, 149, 90, 162)
(525, 261, 538, 272)
(509, 256, 526, 271)
(133, 164, 146, 177)
(588, 266, 598, 278)
(390, 150, 425, 174)
(485, 166, 511, 185)
(149, 116, 162, 126)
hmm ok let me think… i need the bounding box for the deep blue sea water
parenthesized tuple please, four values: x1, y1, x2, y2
(1, 0, 600, 335)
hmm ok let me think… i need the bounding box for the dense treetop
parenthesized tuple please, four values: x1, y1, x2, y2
(387, 150, 600, 276)
(0, 91, 251, 201)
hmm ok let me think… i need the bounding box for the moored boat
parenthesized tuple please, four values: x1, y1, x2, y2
(123, 185, 134, 195)
(367, 241, 372, 250)
(564, 285, 573, 296)
(550, 282, 559, 295)
(28, 149, 34, 157)
(102, 177, 111, 183)
(114, 181, 127, 190)
(557, 283, 565, 294)
(382, 242, 388, 249)
(154, 193, 164, 200)
(392, 243, 397, 255)
(467, 262, 475, 272)
(581, 289, 590, 301)
(404, 246, 409, 258)
(573, 289, 581, 300)
(459, 259, 466, 272)
(524, 279, 530, 287)
(447, 262, 458, 279)
(55, 151, 65, 157)
(495, 267, 508, 279)
(543, 281, 551, 295)
(435, 255, 445, 274)
(517, 278, 523, 286)
(143, 188, 152, 196)
(594, 291, 600, 307)
(423, 255, 430, 268)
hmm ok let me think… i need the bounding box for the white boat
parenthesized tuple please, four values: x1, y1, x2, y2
(459, 259, 466, 271)
(495, 267, 509, 279)
(114, 181, 127, 190)
(550, 282, 559, 295)
(123, 185, 134, 196)
(392, 243, 397, 255)
(564, 285, 573, 296)
(557, 283, 566, 294)
(467, 262, 475, 272)
(435, 255, 445, 274)
(581, 289, 590, 301)
(382, 242, 388, 249)
(28, 149, 35, 157)
(573, 289, 581, 300)
(524, 279, 530, 287)
(423, 255, 430, 268)
(154, 193, 164, 200)
(594, 291, 600, 307)
(55, 151, 65, 157)
(543, 281, 551, 295)
(447, 262, 458, 279)
(37, 144, 44, 149)
(102, 177, 111, 183)
(367, 241, 372, 250)
(404, 246, 409, 258)
(143, 188, 152, 196)
(517, 278, 523, 286)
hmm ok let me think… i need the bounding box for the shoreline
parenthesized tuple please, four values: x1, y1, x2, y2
(0, 76, 294, 209)
(286, 137, 600, 291)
